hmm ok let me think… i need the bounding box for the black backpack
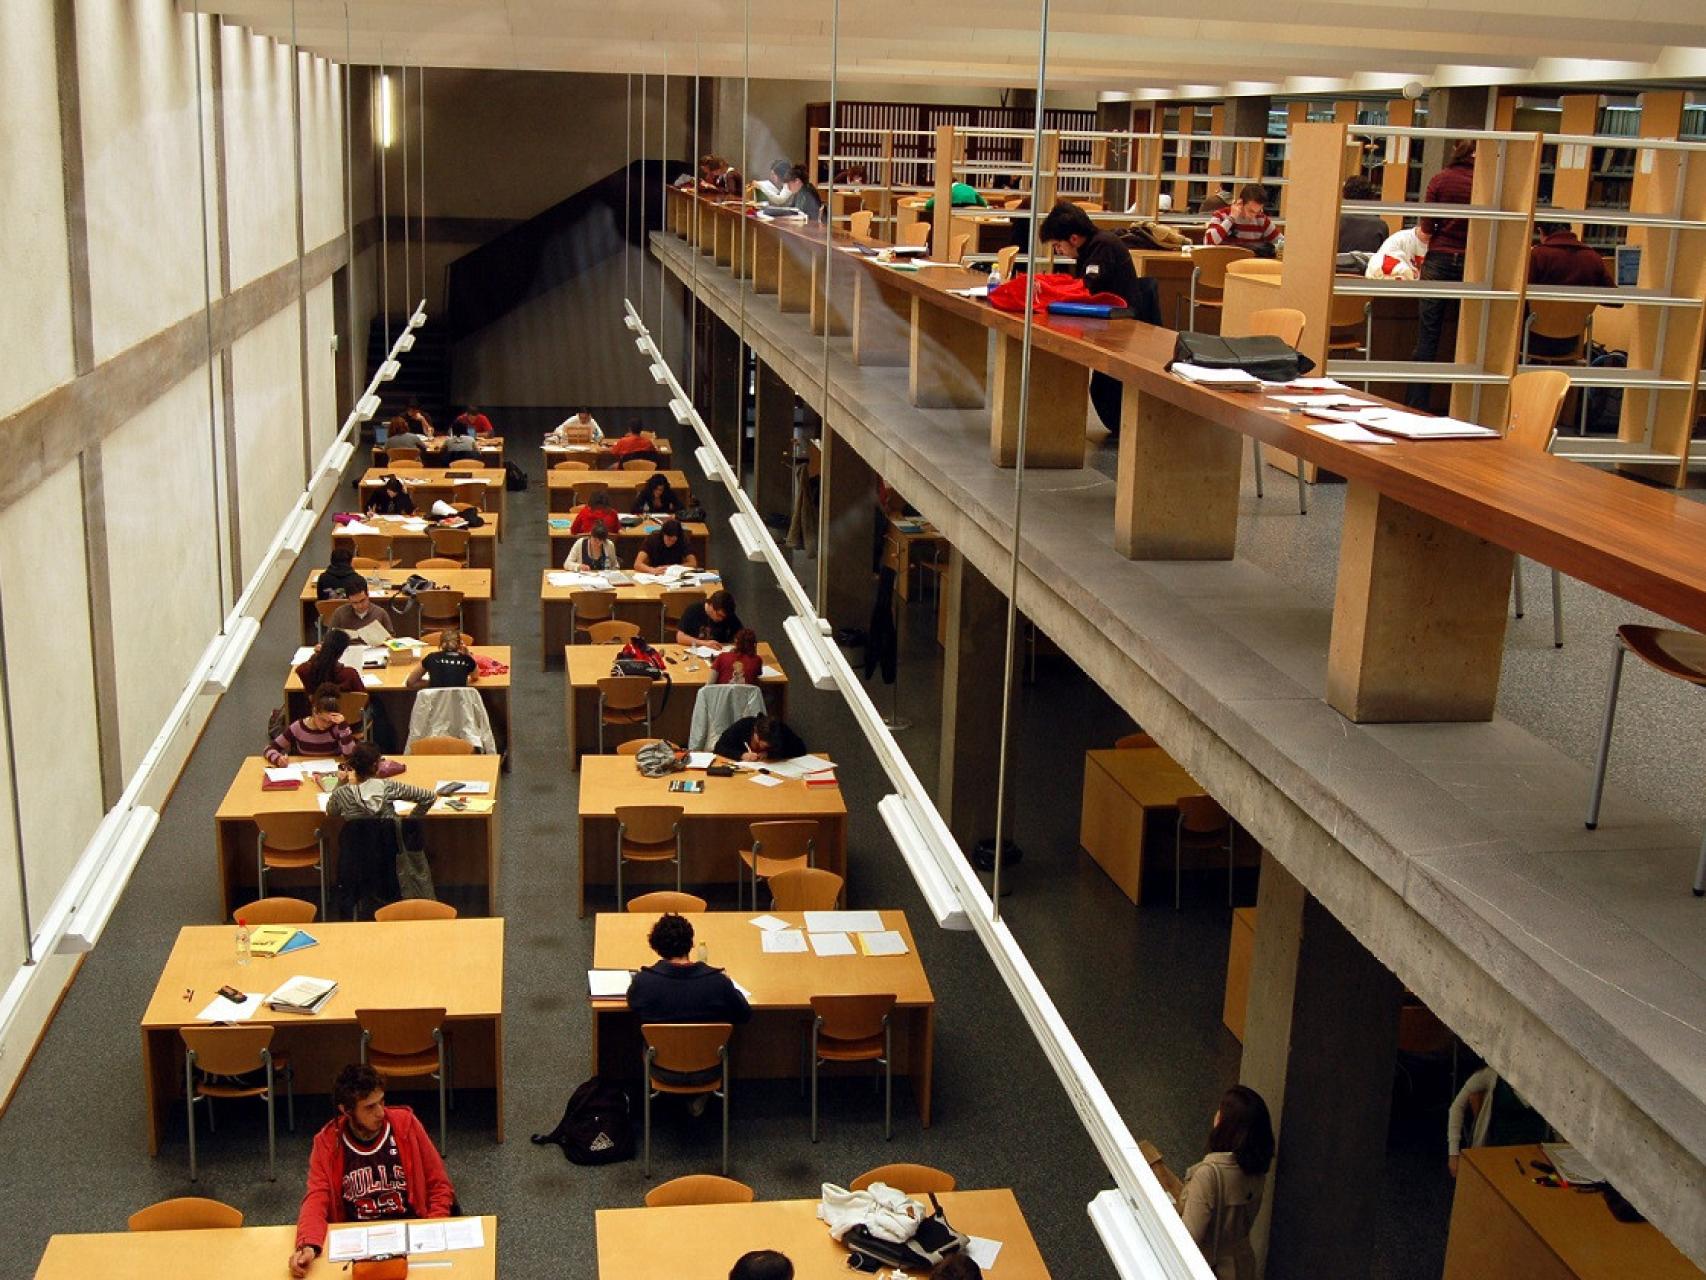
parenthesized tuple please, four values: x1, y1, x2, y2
(504, 460, 529, 491)
(531, 1076, 634, 1165)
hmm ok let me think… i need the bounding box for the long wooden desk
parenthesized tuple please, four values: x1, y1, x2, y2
(284, 645, 511, 751)
(576, 754, 842, 914)
(139, 921, 504, 1154)
(346, 512, 500, 581)
(543, 435, 675, 467)
(213, 756, 503, 919)
(548, 515, 712, 571)
(1443, 1145, 1703, 1280)
(547, 468, 694, 513)
(377, 434, 506, 466)
(591, 909, 932, 1122)
(1078, 746, 1206, 905)
(298, 567, 494, 644)
(36, 1218, 500, 1279)
(540, 571, 725, 663)
(597, 1190, 1050, 1278)
(677, 188, 1706, 726)
(888, 520, 947, 601)
(358, 467, 507, 528)
(564, 643, 788, 767)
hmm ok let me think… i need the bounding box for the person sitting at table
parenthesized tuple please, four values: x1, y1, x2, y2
(753, 159, 794, 206)
(266, 684, 356, 765)
(569, 489, 621, 536)
(920, 181, 989, 214)
(1365, 223, 1430, 281)
(1178, 1085, 1273, 1280)
(782, 165, 825, 221)
(712, 713, 806, 763)
(316, 546, 368, 600)
(1338, 176, 1389, 254)
(325, 583, 396, 640)
(633, 473, 683, 516)
(628, 913, 752, 1027)
(366, 475, 416, 518)
(297, 629, 364, 694)
(930, 1257, 984, 1279)
(440, 419, 479, 463)
(608, 417, 660, 464)
(402, 401, 435, 438)
(730, 1252, 795, 1280)
(676, 588, 741, 646)
(382, 416, 426, 456)
(563, 520, 619, 573)
(1202, 184, 1281, 252)
(454, 404, 495, 436)
(289, 1062, 456, 1278)
(1446, 1065, 1549, 1178)
(1527, 222, 1617, 357)
(636, 518, 698, 572)
(551, 407, 603, 443)
(711, 629, 762, 685)
(406, 628, 478, 690)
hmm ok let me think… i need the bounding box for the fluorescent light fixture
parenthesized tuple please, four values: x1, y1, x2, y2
(408, 311, 427, 329)
(56, 806, 162, 954)
(624, 314, 643, 332)
(1088, 1190, 1181, 1280)
(378, 359, 401, 382)
(201, 616, 261, 694)
(670, 398, 692, 425)
(877, 794, 969, 929)
(379, 73, 394, 148)
(649, 363, 669, 385)
(695, 446, 723, 481)
(327, 440, 355, 472)
(396, 332, 416, 353)
(357, 394, 381, 422)
(280, 505, 317, 556)
(729, 512, 766, 562)
(634, 335, 650, 352)
(783, 615, 838, 692)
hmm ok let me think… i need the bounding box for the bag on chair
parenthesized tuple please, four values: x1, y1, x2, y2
(633, 740, 687, 778)
(530, 1076, 635, 1164)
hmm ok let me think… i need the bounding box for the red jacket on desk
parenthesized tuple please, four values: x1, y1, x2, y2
(294, 1105, 455, 1252)
(1529, 228, 1614, 289)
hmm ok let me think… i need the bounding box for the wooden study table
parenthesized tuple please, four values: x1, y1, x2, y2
(347, 512, 500, 581)
(547, 515, 712, 571)
(564, 643, 789, 767)
(591, 909, 933, 1122)
(1443, 1145, 1702, 1280)
(297, 567, 494, 644)
(1078, 746, 1207, 905)
(888, 519, 947, 601)
(213, 756, 503, 918)
(543, 436, 675, 468)
(358, 467, 507, 528)
(547, 468, 694, 513)
(36, 1218, 499, 1279)
(138, 921, 504, 1154)
(283, 645, 511, 751)
(540, 570, 724, 662)
(576, 754, 842, 914)
(376, 435, 506, 466)
(597, 1191, 1050, 1279)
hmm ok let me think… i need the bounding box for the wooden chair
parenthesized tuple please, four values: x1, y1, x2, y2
(1242, 306, 1309, 515)
(850, 1163, 956, 1194)
(351, 557, 384, 570)
(128, 1197, 244, 1231)
(849, 210, 874, 241)
(738, 820, 818, 911)
(616, 737, 667, 757)
(628, 890, 708, 913)
(900, 221, 930, 248)
(767, 867, 843, 911)
(1178, 244, 1253, 331)
(375, 899, 459, 921)
(572, 481, 611, 506)
(1523, 299, 1597, 433)
(445, 454, 487, 470)
(641, 1022, 732, 1175)
(1078, 200, 1104, 213)
(1114, 732, 1157, 750)
(588, 620, 642, 646)
(644, 1173, 753, 1207)
(417, 589, 465, 637)
(947, 232, 970, 264)
(428, 527, 471, 565)
(385, 446, 421, 463)
(255, 812, 326, 922)
(1585, 625, 1706, 895)
(1505, 370, 1571, 649)
(421, 630, 474, 648)
(658, 589, 706, 642)
(615, 805, 683, 908)
(571, 589, 618, 644)
(995, 244, 1019, 280)
(450, 481, 487, 508)
(181, 1025, 292, 1181)
(553, 459, 593, 472)
(1328, 292, 1374, 364)
(410, 735, 475, 755)
(233, 898, 316, 926)
(353, 533, 395, 567)
(810, 993, 896, 1141)
(1174, 794, 1234, 910)
(336, 691, 370, 743)
(416, 557, 462, 570)
(314, 598, 346, 639)
(622, 457, 659, 472)
(387, 459, 424, 470)
(598, 675, 655, 754)
(359, 1007, 452, 1152)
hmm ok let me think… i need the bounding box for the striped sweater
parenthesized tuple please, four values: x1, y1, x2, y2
(1202, 209, 1280, 249)
(265, 719, 356, 766)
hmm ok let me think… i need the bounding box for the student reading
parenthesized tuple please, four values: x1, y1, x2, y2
(676, 589, 742, 645)
(635, 518, 698, 571)
(628, 913, 753, 1029)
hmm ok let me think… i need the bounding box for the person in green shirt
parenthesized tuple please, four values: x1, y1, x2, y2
(920, 181, 989, 213)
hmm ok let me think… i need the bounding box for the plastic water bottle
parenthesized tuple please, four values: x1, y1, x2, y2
(694, 939, 709, 965)
(987, 267, 1002, 292)
(235, 917, 251, 967)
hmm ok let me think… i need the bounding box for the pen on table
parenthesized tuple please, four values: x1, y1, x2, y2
(1514, 1157, 1525, 1175)
(184, 988, 194, 1003)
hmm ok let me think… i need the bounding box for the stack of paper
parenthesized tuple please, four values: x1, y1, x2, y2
(804, 910, 886, 933)
(266, 975, 339, 1014)
(326, 1219, 483, 1261)
(588, 969, 633, 998)
(1170, 363, 1261, 389)
(761, 929, 808, 954)
(1325, 407, 1499, 440)
(807, 932, 855, 957)
(855, 930, 909, 957)
(197, 991, 262, 1022)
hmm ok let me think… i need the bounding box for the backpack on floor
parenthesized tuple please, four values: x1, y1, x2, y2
(531, 1076, 634, 1165)
(504, 460, 529, 491)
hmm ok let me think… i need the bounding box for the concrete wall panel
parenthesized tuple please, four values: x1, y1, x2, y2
(230, 305, 306, 580)
(221, 23, 297, 289)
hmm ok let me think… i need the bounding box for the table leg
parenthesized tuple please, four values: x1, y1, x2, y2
(578, 815, 589, 918)
(1326, 481, 1513, 723)
(142, 1027, 171, 1155)
(492, 1013, 506, 1143)
(910, 299, 987, 410)
(990, 334, 1089, 468)
(566, 673, 581, 770)
(486, 804, 501, 913)
(914, 1005, 935, 1128)
(854, 271, 910, 367)
(1114, 389, 1242, 559)
(778, 241, 815, 315)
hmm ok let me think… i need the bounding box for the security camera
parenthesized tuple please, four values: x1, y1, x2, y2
(1401, 81, 1425, 101)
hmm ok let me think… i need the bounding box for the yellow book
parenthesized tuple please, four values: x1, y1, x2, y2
(246, 925, 299, 957)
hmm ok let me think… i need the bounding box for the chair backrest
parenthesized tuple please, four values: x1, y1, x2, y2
(386, 447, 421, 463)
(849, 210, 874, 240)
(416, 557, 463, 570)
(338, 691, 370, 720)
(387, 459, 424, 470)
(180, 1025, 274, 1076)
(572, 590, 618, 623)
(627, 890, 709, 913)
(811, 993, 897, 1041)
(1114, 732, 1156, 750)
(420, 630, 474, 648)
(598, 674, 654, 711)
(900, 221, 930, 247)
(416, 589, 465, 623)
(622, 457, 659, 472)
(1244, 306, 1306, 348)
(128, 1197, 245, 1232)
(572, 481, 611, 505)
(642, 1022, 732, 1074)
(750, 819, 818, 861)
(255, 811, 323, 853)
(351, 557, 384, 570)
(450, 482, 487, 507)
(767, 867, 844, 911)
(316, 598, 347, 624)
(1506, 369, 1571, 452)
(553, 459, 592, 471)
(995, 245, 1019, 279)
(1191, 244, 1255, 289)
(353, 533, 393, 560)
(1329, 293, 1370, 329)
(447, 455, 487, 469)
(1177, 793, 1229, 832)
(689, 682, 766, 751)
(234, 897, 317, 926)
(658, 588, 706, 626)
(374, 899, 459, 921)
(410, 734, 475, 755)
(357, 1006, 446, 1055)
(948, 232, 969, 263)
(587, 620, 642, 645)
(615, 804, 684, 845)
(1527, 299, 1597, 342)
(429, 527, 471, 555)
(850, 1163, 957, 1194)
(644, 1174, 754, 1208)
(616, 737, 667, 757)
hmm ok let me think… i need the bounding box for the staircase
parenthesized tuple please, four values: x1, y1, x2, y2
(365, 315, 454, 426)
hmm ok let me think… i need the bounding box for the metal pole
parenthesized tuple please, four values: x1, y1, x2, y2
(418, 65, 426, 309)
(189, 0, 227, 614)
(640, 74, 647, 324)
(400, 63, 410, 326)
(660, 54, 669, 353)
(0, 584, 35, 961)
(343, 4, 355, 420)
(625, 74, 633, 305)
(379, 61, 389, 354)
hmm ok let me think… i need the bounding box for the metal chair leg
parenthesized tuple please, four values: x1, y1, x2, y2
(1512, 561, 1526, 618)
(1585, 639, 1627, 829)
(265, 1053, 277, 1182)
(674, 828, 683, 893)
(1550, 569, 1564, 649)
(185, 1053, 198, 1182)
(286, 1061, 295, 1132)
(884, 1020, 893, 1141)
(642, 1050, 653, 1177)
(317, 839, 327, 924)
(1295, 464, 1308, 516)
(1693, 829, 1706, 897)
(810, 1018, 820, 1142)
(720, 1051, 729, 1175)
(616, 823, 625, 912)
(1251, 440, 1266, 498)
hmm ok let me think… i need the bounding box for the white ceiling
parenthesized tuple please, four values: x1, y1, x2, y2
(188, 0, 1706, 99)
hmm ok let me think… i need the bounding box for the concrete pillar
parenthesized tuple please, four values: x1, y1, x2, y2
(706, 316, 742, 469)
(753, 358, 796, 528)
(1420, 87, 1490, 179)
(1240, 851, 1402, 1279)
(818, 424, 877, 632)
(937, 554, 1016, 854)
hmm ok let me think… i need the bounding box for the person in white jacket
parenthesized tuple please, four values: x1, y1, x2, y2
(1366, 224, 1431, 280)
(1447, 1066, 1549, 1177)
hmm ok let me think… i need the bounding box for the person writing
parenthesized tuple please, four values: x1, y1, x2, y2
(366, 475, 416, 517)
(1202, 184, 1281, 251)
(1366, 223, 1430, 280)
(569, 490, 621, 536)
(315, 547, 368, 601)
(712, 713, 806, 763)
(635, 518, 698, 571)
(730, 1252, 795, 1280)
(453, 404, 495, 436)
(711, 628, 762, 685)
(564, 520, 620, 572)
(752, 160, 794, 206)
(633, 473, 682, 516)
(551, 408, 603, 443)
(325, 742, 433, 819)
(1447, 1066, 1549, 1178)
(288, 1063, 456, 1278)
(297, 630, 364, 695)
(440, 419, 478, 463)
(325, 583, 396, 641)
(266, 685, 356, 765)
(401, 402, 434, 437)
(608, 418, 658, 463)
(782, 165, 824, 220)
(1177, 1085, 1274, 1280)
(676, 588, 741, 646)
(406, 628, 477, 690)
(1406, 139, 1476, 408)
(628, 913, 753, 1025)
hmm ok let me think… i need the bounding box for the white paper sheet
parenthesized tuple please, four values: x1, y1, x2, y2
(966, 1236, 1004, 1268)
(296, 757, 339, 773)
(407, 1222, 447, 1253)
(804, 910, 886, 934)
(325, 1227, 369, 1262)
(687, 752, 717, 769)
(197, 992, 263, 1022)
(763, 753, 835, 779)
(807, 932, 856, 957)
(730, 979, 754, 1002)
(689, 645, 720, 659)
(365, 1222, 407, 1256)
(588, 969, 633, 998)
(748, 914, 789, 932)
(1170, 362, 1260, 388)
(441, 1218, 486, 1251)
(264, 767, 303, 785)
(315, 792, 331, 812)
(361, 673, 383, 688)
(446, 780, 491, 795)
(749, 773, 783, 788)
(762, 929, 809, 954)
(291, 646, 316, 665)
(857, 930, 909, 957)
(1302, 420, 1394, 445)
(759, 664, 784, 680)
(1269, 393, 1374, 408)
